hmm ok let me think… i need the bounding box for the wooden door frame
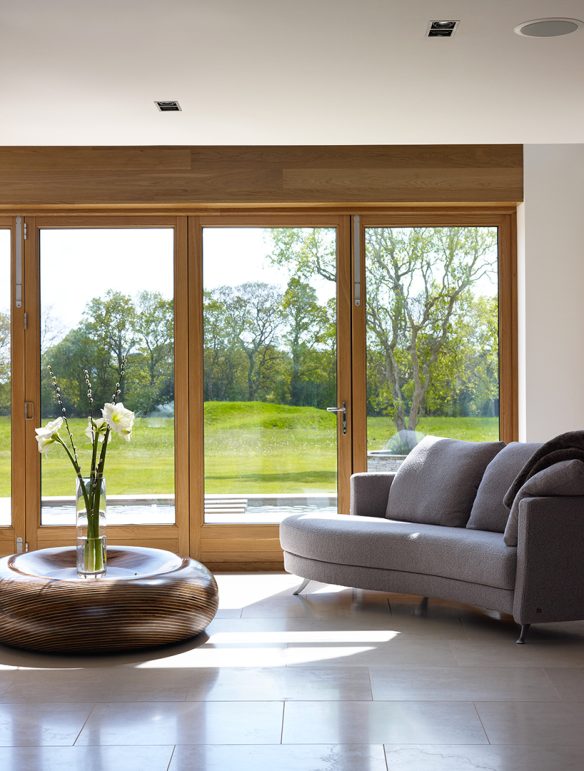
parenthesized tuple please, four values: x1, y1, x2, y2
(0, 216, 23, 555)
(352, 208, 518, 473)
(188, 214, 352, 569)
(22, 215, 190, 555)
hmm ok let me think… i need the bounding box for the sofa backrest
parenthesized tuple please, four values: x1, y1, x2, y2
(386, 435, 505, 527)
(466, 442, 542, 533)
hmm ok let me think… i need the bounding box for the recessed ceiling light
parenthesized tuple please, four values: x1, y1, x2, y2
(514, 18, 583, 37)
(155, 100, 182, 112)
(427, 20, 459, 38)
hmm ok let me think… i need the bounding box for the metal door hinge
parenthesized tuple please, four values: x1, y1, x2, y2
(24, 312, 28, 329)
(16, 537, 29, 554)
(23, 222, 28, 240)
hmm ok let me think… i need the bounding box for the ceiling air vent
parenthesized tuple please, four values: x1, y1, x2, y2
(427, 20, 459, 38)
(155, 100, 182, 112)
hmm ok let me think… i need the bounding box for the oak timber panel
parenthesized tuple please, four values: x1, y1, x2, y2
(0, 145, 523, 207)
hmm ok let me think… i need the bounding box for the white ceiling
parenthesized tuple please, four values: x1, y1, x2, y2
(1, 0, 583, 145)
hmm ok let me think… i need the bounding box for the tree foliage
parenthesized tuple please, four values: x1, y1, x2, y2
(39, 227, 499, 440)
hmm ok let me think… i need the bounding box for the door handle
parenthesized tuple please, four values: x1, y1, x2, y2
(327, 401, 347, 435)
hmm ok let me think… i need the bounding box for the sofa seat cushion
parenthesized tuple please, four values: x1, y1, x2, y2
(467, 442, 541, 533)
(280, 512, 517, 591)
(386, 435, 505, 527)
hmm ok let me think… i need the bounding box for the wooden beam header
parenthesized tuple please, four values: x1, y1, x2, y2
(0, 145, 523, 208)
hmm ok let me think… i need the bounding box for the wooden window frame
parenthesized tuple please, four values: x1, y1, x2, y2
(22, 215, 190, 556)
(352, 209, 517, 473)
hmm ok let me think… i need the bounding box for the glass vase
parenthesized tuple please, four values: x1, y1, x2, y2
(76, 476, 107, 577)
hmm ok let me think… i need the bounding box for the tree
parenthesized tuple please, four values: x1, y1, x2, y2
(131, 291, 174, 412)
(366, 227, 497, 430)
(282, 278, 326, 405)
(269, 226, 498, 432)
(203, 287, 246, 401)
(227, 282, 284, 402)
(82, 290, 136, 403)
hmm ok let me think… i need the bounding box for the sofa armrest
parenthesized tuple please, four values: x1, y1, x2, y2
(350, 472, 396, 518)
(513, 495, 584, 625)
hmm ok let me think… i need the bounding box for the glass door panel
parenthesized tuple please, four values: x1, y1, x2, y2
(202, 227, 339, 523)
(0, 230, 10, 528)
(39, 228, 176, 526)
(364, 226, 500, 471)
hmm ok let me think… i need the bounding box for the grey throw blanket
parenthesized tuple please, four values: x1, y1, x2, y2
(504, 430, 584, 508)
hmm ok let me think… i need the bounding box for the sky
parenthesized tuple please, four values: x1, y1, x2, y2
(39, 227, 337, 340)
(40, 229, 174, 335)
(203, 228, 336, 302)
(8, 224, 496, 344)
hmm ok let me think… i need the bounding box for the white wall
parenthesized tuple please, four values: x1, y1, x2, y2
(519, 144, 584, 441)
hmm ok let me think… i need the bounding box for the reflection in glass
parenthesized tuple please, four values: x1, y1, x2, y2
(0, 231, 10, 527)
(203, 228, 338, 523)
(365, 227, 499, 472)
(40, 229, 175, 525)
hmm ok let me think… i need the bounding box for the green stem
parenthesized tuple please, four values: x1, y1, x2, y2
(56, 437, 91, 514)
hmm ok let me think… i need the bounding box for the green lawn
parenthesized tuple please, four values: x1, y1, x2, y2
(0, 408, 499, 497)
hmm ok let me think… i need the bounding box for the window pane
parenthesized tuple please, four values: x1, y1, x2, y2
(0, 231, 10, 527)
(40, 229, 175, 525)
(365, 226, 499, 471)
(203, 227, 338, 523)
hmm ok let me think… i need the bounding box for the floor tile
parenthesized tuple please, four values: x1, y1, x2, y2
(286, 637, 459, 667)
(170, 744, 387, 771)
(214, 609, 243, 619)
(0, 703, 93, 746)
(450, 638, 584, 668)
(282, 700, 488, 745)
(2, 668, 190, 702)
(0, 672, 17, 698)
(544, 667, 584, 700)
(240, 590, 391, 619)
(0, 745, 173, 771)
(476, 701, 584, 745)
(370, 666, 559, 701)
(384, 744, 584, 771)
(76, 701, 284, 745)
(185, 666, 372, 701)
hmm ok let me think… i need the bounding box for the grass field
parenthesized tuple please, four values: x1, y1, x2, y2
(0, 407, 499, 497)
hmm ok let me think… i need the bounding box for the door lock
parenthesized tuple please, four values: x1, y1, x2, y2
(326, 401, 347, 435)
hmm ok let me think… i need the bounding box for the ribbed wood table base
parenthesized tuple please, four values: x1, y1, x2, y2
(0, 546, 218, 654)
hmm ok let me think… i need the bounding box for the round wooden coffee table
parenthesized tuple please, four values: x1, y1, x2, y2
(0, 546, 218, 654)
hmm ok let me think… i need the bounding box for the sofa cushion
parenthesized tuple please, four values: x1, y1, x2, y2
(503, 459, 584, 546)
(467, 442, 541, 533)
(386, 435, 505, 527)
(280, 512, 516, 590)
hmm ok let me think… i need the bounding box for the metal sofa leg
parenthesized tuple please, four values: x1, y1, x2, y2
(515, 623, 531, 644)
(415, 596, 429, 616)
(293, 578, 312, 596)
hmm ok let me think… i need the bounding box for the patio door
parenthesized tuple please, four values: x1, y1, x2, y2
(23, 217, 190, 554)
(189, 216, 353, 567)
(351, 212, 516, 474)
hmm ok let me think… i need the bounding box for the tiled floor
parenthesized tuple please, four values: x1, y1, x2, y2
(1, 573, 583, 770)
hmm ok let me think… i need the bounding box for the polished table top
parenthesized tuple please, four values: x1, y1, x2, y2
(6, 545, 190, 582)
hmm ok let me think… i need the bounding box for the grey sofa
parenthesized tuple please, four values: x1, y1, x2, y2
(280, 436, 584, 643)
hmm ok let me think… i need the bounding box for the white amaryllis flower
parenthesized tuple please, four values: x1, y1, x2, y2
(84, 417, 109, 443)
(102, 402, 135, 441)
(35, 417, 64, 454)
